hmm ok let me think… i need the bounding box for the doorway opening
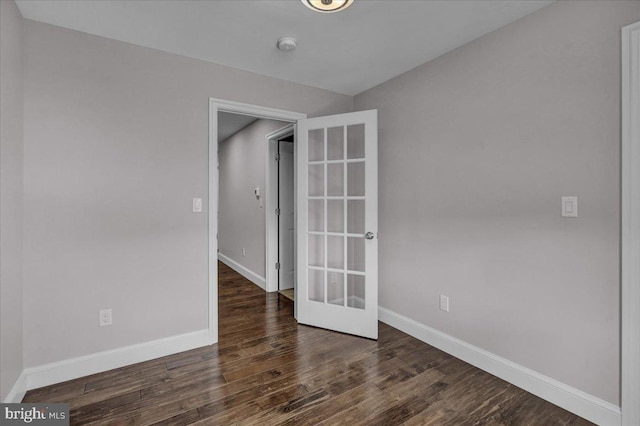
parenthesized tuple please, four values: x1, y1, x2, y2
(217, 111, 289, 289)
(211, 100, 306, 343)
(217, 113, 294, 319)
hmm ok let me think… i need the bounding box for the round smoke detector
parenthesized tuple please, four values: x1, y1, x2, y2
(277, 36, 297, 52)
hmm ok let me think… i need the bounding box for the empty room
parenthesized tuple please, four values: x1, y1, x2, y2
(1, 1, 639, 425)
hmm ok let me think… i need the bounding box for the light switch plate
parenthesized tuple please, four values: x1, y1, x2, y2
(562, 196, 578, 218)
(193, 198, 203, 213)
(439, 295, 449, 312)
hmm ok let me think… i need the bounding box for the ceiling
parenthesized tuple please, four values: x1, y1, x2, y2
(218, 112, 258, 143)
(15, 0, 553, 96)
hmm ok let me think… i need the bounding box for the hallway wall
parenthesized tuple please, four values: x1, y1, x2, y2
(218, 119, 289, 284)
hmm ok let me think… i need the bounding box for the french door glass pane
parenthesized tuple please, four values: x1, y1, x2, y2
(347, 274, 365, 309)
(347, 237, 365, 272)
(309, 128, 324, 161)
(327, 163, 344, 196)
(309, 269, 325, 303)
(309, 164, 324, 197)
(308, 234, 324, 267)
(308, 199, 324, 232)
(347, 200, 365, 234)
(327, 236, 344, 270)
(347, 124, 365, 159)
(347, 162, 365, 197)
(327, 200, 344, 233)
(327, 271, 345, 306)
(327, 127, 344, 161)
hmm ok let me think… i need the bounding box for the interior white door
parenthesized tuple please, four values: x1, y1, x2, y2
(296, 110, 378, 339)
(278, 141, 295, 290)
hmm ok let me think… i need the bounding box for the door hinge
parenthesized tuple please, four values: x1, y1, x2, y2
(275, 208, 281, 216)
(275, 153, 280, 162)
(275, 262, 281, 270)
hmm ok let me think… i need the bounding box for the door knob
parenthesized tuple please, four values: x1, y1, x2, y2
(365, 232, 375, 240)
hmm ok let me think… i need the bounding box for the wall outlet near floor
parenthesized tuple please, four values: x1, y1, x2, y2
(439, 295, 450, 312)
(242, 248, 246, 256)
(99, 309, 112, 327)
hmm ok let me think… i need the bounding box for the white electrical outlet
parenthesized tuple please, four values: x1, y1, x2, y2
(242, 248, 246, 256)
(99, 309, 112, 327)
(439, 295, 450, 312)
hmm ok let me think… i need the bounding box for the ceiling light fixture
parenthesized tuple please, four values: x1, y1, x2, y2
(301, 0, 354, 14)
(277, 36, 297, 52)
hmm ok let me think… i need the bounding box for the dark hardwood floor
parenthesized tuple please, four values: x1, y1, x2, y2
(23, 262, 593, 425)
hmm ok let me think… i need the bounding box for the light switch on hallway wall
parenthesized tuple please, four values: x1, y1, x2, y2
(561, 196, 578, 218)
(193, 198, 203, 213)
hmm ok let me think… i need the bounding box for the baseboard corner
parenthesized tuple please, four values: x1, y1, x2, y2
(218, 253, 266, 290)
(3, 370, 27, 403)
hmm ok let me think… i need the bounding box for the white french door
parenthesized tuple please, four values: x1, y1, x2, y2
(296, 110, 378, 339)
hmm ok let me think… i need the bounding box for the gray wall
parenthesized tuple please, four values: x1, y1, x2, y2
(22, 20, 352, 368)
(355, 0, 640, 405)
(0, 0, 24, 401)
(218, 119, 288, 280)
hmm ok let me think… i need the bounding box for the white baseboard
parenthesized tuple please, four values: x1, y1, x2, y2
(4, 297, 619, 426)
(23, 329, 210, 391)
(378, 307, 621, 426)
(3, 370, 27, 403)
(218, 253, 266, 290)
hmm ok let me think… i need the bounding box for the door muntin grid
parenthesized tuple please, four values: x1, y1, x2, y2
(307, 124, 366, 310)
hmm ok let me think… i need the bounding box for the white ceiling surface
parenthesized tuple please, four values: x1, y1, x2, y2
(15, 0, 553, 96)
(218, 112, 258, 143)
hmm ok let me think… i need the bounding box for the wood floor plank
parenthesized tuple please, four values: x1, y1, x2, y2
(273, 382, 379, 426)
(71, 390, 142, 424)
(23, 261, 594, 425)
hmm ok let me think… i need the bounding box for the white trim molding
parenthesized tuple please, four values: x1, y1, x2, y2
(21, 330, 209, 392)
(3, 371, 27, 403)
(379, 307, 621, 426)
(621, 21, 640, 426)
(218, 253, 266, 290)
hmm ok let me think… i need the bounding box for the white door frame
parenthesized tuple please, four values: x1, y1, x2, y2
(208, 98, 306, 344)
(621, 21, 640, 426)
(265, 124, 296, 295)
